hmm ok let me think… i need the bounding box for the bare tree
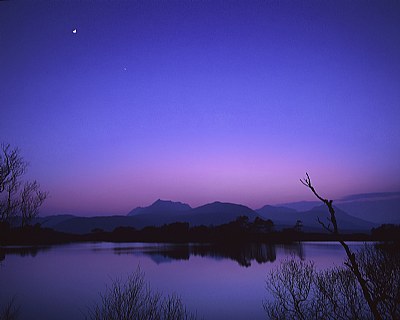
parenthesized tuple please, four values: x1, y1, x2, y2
(264, 258, 316, 320)
(300, 173, 382, 320)
(265, 244, 400, 320)
(265, 256, 371, 320)
(265, 174, 399, 319)
(0, 144, 26, 223)
(20, 181, 47, 227)
(88, 267, 197, 320)
(356, 244, 400, 318)
(0, 143, 47, 226)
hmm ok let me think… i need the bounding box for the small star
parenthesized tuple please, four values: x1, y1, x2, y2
(123, 67, 127, 71)
(72, 28, 77, 34)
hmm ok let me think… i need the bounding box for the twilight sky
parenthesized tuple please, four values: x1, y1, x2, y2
(1, 0, 399, 216)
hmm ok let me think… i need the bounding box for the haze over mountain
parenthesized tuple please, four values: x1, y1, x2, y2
(334, 193, 400, 224)
(276, 201, 321, 212)
(276, 192, 400, 225)
(33, 191, 399, 234)
(255, 204, 376, 232)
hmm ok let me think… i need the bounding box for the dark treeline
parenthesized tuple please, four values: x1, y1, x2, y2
(2, 216, 399, 247)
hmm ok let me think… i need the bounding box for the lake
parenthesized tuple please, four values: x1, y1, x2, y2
(0, 242, 366, 319)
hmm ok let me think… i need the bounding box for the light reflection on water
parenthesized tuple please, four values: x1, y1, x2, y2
(0, 242, 366, 320)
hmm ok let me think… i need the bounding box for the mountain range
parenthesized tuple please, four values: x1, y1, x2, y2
(36, 192, 399, 234)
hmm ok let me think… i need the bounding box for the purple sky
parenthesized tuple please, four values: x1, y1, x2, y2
(1, 1, 400, 216)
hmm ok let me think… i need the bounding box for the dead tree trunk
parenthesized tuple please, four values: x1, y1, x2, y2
(300, 173, 382, 320)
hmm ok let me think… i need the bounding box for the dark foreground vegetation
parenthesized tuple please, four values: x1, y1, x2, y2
(263, 173, 400, 320)
(88, 267, 197, 320)
(265, 242, 400, 319)
(0, 297, 19, 320)
(0, 268, 197, 320)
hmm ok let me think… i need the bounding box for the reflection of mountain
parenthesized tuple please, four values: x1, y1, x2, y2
(143, 244, 190, 264)
(280, 242, 305, 260)
(112, 243, 281, 267)
(113, 244, 190, 264)
(0, 246, 51, 262)
(191, 243, 277, 267)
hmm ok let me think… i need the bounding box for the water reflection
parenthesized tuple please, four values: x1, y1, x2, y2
(281, 242, 305, 260)
(0, 242, 305, 267)
(0, 246, 50, 262)
(112, 242, 305, 267)
(0, 242, 357, 320)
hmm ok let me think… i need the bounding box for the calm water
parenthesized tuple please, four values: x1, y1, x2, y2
(0, 242, 365, 320)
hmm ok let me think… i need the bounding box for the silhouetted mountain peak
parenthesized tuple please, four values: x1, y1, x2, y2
(151, 199, 186, 207)
(194, 201, 253, 213)
(184, 201, 258, 226)
(128, 199, 191, 216)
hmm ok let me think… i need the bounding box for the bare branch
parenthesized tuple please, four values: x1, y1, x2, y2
(20, 181, 48, 227)
(300, 172, 383, 320)
(0, 144, 28, 222)
(317, 216, 333, 233)
(1, 143, 46, 225)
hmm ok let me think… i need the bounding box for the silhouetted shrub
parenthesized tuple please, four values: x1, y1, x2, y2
(88, 267, 197, 320)
(264, 244, 400, 320)
(0, 297, 19, 320)
(371, 224, 400, 241)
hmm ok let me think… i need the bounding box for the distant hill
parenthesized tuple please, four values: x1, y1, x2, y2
(183, 201, 259, 226)
(276, 192, 400, 225)
(34, 214, 77, 228)
(256, 204, 376, 232)
(39, 201, 259, 234)
(256, 205, 301, 229)
(336, 192, 400, 224)
(36, 191, 397, 234)
(128, 199, 191, 216)
(256, 205, 298, 217)
(51, 216, 138, 234)
(130, 201, 259, 227)
(303, 205, 377, 232)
